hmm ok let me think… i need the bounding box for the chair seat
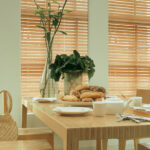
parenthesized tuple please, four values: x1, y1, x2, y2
(18, 128, 52, 136)
(18, 127, 53, 140)
(18, 128, 54, 149)
(138, 143, 150, 150)
(0, 140, 52, 150)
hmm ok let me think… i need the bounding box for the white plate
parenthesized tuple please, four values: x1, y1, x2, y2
(53, 107, 93, 115)
(143, 104, 150, 109)
(58, 100, 92, 106)
(32, 97, 56, 103)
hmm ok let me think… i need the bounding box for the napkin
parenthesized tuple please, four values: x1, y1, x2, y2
(130, 106, 150, 112)
(116, 113, 150, 123)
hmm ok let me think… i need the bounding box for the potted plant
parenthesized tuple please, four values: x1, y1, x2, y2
(34, 0, 71, 97)
(49, 50, 95, 95)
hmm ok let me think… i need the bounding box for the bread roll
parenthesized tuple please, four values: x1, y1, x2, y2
(82, 98, 93, 102)
(89, 86, 106, 94)
(62, 95, 79, 102)
(95, 98, 102, 101)
(73, 84, 89, 92)
(80, 91, 104, 99)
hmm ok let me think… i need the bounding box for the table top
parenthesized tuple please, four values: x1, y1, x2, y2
(33, 102, 150, 128)
(23, 98, 150, 140)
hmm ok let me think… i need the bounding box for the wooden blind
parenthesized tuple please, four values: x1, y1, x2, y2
(109, 0, 150, 97)
(21, 0, 88, 98)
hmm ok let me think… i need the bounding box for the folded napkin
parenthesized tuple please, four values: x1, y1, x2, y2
(130, 106, 150, 112)
(116, 113, 150, 123)
(32, 97, 56, 102)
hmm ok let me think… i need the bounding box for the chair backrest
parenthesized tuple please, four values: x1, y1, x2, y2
(0, 90, 18, 141)
(0, 90, 12, 114)
(136, 89, 150, 104)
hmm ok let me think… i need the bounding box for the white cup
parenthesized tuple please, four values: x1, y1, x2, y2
(129, 97, 142, 107)
(93, 101, 107, 117)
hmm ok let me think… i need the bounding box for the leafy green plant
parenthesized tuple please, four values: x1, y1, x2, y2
(34, 0, 71, 97)
(49, 50, 95, 81)
(34, 0, 71, 65)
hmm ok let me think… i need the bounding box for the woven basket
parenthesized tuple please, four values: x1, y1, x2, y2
(0, 90, 18, 141)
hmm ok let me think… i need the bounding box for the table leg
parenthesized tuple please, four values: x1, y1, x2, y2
(63, 137, 79, 150)
(22, 105, 27, 128)
(134, 139, 139, 150)
(96, 138, 101, 150)
(119, 139, 126, 150)
(102, 139, 108, 150)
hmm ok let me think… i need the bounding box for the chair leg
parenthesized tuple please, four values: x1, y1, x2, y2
(119, 139, 126, 150)
(102, 139, 108, 150)
(134, 139, 139, 150)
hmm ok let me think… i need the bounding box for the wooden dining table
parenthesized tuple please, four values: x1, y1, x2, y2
(22, 98, 150, 150)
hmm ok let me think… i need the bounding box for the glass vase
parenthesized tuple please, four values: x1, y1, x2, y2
(40, 60, 58, 98)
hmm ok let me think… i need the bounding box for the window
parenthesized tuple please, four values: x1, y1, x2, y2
(21, 0, 88, 97)
(109, 0, 150, 97)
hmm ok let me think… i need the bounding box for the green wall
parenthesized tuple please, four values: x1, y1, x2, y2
(0, 0, 21, 126)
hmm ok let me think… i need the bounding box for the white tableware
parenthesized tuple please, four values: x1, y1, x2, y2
(93, 101, 107, 117)
(32, 97, 56, 103)
(105, 98, 133, 114)
(58, 100, 92, 106)
(129, 96, 142, 107)
(53, 107, 92, 115)
(143, 104, 150, 109)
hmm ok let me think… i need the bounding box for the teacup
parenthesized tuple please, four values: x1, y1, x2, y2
(93, 101, 107, 117)
(129, 97, 142, 107)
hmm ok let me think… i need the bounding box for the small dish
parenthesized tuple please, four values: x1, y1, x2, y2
(32, 97, 56, 103)
(143, 104, 150, 109)
(53, 107, 92, 115)
(58, 100, 93, 106)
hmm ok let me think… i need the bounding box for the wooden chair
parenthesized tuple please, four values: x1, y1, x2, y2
(138, 143, 150, 150)
(136, 89, 150, 104)
(0, 90, 54, 150)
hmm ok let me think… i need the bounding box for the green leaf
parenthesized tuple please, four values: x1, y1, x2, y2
(46, 32, 50, 43)
(58, 12, 64, 18)
(73, 50, 80, 58)
(52, 0, 59, 4)
(53, 18, 59, 27)
(48, 2, 50, 7)
(64, 9, 72, 13)
(36, 25, 46, 31)
(58, 30, 67, 35)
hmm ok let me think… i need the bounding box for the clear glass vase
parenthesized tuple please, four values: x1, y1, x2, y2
(40, 60, 58, 98)
(64, 72, 82, 95)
